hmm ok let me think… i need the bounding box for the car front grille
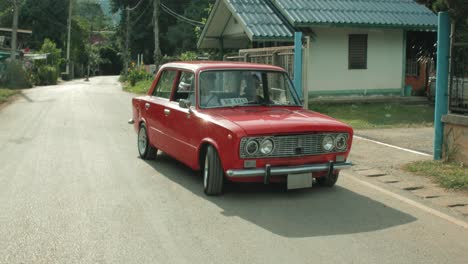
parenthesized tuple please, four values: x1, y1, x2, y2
(240, 133, 348, 158)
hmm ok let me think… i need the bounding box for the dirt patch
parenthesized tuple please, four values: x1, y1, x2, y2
(355, 127, 434, 155)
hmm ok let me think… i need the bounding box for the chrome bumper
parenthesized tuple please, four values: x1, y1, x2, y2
(226, 161, 352, 184)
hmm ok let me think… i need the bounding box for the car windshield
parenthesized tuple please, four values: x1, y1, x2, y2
(198, 70, 301, 108)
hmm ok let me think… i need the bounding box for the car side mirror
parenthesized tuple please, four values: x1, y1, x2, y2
(179, 99, 192, 109)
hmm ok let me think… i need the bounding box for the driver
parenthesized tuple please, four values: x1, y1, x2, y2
(244, 73, 263, 102)
(199, 73, 220, 107)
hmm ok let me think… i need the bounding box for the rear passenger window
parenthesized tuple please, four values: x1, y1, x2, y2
(153, 70, 177, 99)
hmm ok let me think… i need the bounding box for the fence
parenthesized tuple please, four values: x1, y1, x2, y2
(449, 43, 468, 114)
(224, 46, 295, 79)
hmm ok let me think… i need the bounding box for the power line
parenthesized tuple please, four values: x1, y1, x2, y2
(131, 0, 151, 26)
(160, 3, 204, 26)
(127, 0, 145, 11)
(160, 3, 204, 27)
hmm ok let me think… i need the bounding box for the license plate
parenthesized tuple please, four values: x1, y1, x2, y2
(287, 173, 313, 190)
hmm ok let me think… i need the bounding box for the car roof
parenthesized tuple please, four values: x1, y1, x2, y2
(161, 61, 286, 72)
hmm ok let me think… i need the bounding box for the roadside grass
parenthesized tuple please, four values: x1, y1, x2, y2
(403, 160, 468, 191)
(122, 79, 153, 94)
(309, 103, 434, 129)
(0, 88, 20, 103)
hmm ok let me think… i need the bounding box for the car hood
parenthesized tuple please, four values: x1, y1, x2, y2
(208, 107, 353, 136)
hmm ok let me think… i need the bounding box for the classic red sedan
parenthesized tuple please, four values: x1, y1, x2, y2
(131, 62, 353, 195)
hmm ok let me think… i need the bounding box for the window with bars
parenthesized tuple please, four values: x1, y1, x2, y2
(348, 34, 368, 70)
(406, 59, 420, 77)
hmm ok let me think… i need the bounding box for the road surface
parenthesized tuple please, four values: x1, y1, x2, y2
(0, 76, 467, 264)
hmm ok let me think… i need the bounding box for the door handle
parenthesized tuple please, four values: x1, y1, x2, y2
(145, 103, 150, 110)
(164, 109, 171, 116)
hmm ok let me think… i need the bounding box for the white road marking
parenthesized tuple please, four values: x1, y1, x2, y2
(354, 135, 432, 157)
(347, 174, 468, 230)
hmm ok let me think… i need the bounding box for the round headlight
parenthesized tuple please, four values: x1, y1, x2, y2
(335, 134, 348, 151)
(245, 140, 259, 155)
(322, 135, 335, 152)
(260, 139, 274, 155)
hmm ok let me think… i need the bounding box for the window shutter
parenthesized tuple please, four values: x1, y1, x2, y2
(349, 34, 368, 69)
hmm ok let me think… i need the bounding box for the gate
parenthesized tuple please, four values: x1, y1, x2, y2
(449, 40, 468, 114)
(225, 46, 295, 79)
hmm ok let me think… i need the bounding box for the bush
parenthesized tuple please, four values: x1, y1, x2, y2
(37, 65, 58, 85)
(179, 51, 198, 61)
(0, 61, 33, 89)
(128, 67, 151, 86)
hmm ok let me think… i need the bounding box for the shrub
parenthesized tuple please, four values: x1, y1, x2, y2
(0, 61, 32, 89)
(179, 51, 198, 61)
(37, 65, 58, 85)
(128, 67, 151, 86)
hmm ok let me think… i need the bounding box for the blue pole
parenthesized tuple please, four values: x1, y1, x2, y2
(294, 32, 303, 99)
(434, 12, 450, 160)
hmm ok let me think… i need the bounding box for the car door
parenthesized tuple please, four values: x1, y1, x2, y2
(163, 70, 201, 168)
(145, 69, 178, 151)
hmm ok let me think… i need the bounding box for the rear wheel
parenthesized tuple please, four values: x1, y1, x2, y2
(138, 123, 157, 160)
(316, 172, 339, 187)
(203, 145, 224, 195)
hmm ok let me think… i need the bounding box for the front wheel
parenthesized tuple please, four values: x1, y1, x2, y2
(316, 172, 339, 187)
(203, 146, 224, 195)
(138, 123, 157, 160)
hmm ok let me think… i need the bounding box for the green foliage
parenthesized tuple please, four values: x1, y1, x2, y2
(127, 66, 151, 86)
(0, 61, 33, 89)
(123, 79, 153, 94)
(111, 0, 215, 63)
(76, 1, 112, 30)
(404, 160, 468, 191)
(416, 0, 468, 21)
(179, 51, 198, 61)
(39, 39, 63, 67)
(0, 88, 20, 103)
(36, 65, 58, 85)
(18, 0, 69, 50)
(309, 103, 435, 129)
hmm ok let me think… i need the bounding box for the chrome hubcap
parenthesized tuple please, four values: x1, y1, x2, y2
(138, 127, 147, 154)
(204, 155, 209, 188)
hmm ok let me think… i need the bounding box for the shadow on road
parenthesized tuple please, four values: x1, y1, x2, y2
(144, 153, 417, 238)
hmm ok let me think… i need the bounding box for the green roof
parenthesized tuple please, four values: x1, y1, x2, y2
(272, 0, 437, 30)
(227, 0, 294, 40)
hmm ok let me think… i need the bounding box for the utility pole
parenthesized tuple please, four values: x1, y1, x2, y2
(66, 0, 73, 75)
(153, 0, 161, 69)
(10, 0, 19, 61)
(124, 7, 130, 75)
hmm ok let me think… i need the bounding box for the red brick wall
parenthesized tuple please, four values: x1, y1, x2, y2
(405, 62, 427, 94)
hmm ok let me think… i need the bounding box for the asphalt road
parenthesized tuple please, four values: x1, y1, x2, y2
(1, 76, 467, 264)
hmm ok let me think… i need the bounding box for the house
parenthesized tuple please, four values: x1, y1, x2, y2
(0, 27, 33, 61)
(198, 0, 438, 98)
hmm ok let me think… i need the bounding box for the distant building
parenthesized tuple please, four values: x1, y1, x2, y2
(0, 27, 33, 60)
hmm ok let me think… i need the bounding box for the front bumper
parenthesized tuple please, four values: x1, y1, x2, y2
(226, 161, 352, 184)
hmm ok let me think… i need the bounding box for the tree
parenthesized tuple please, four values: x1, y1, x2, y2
(39, 38, 62, 67)
(110, 0, 213, 67)
(18, 0, 69, 50)
(416, 0, 468, 21)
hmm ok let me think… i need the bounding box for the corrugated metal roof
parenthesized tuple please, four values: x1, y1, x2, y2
(272, 0, 437, 30)
(226, 0, 294, 40)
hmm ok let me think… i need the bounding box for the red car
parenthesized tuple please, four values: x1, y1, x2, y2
(131, 62, 353, 195)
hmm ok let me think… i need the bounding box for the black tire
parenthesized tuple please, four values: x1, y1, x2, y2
(138, 123, 157, 160)
(316, 172, 339, 187)
(203, 145, 224, 195)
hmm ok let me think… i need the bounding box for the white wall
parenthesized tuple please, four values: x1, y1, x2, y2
(306, 27, 404, 95)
